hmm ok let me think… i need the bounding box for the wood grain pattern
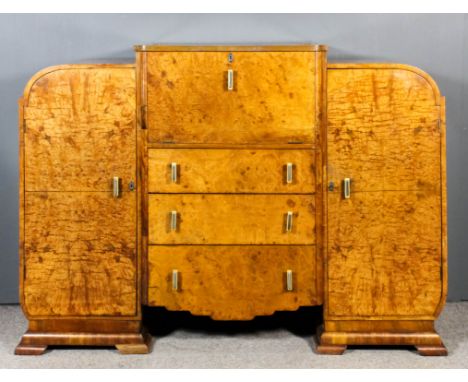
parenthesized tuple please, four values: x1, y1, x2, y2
(146, 52, 317, 144)
(325, 65, 445, 321)
(20, 65, 139, 320)
(24, 66, 136, 191)
(147, 245, 318, 320)
(15, 329, 151, 355)
(23, 191, 137, 317)
(148, 148, 316, 193)
(148, 194, 316, 245)
(327, 191, 441, 318)
(327, 67, 441, 192)
(317, 329, 447, 356)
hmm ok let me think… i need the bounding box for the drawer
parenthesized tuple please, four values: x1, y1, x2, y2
(148, 148, 316, 193)
(147, 245, 320, 320)
(148, 194, 315, 245)
(145, 52, 317, 144)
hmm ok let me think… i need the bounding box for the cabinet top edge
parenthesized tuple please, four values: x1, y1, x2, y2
(134, 44, 328, 52)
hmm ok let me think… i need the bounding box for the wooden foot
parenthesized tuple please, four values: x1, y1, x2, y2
(316, 344, 346, 355)
(416, 344, 448, 356)
(15, 325, 152, 355)
(116, 332, 152, 354)
(15, 342, 47, 355)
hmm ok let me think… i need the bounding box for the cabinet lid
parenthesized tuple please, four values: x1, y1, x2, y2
(134, 44, 327, 52)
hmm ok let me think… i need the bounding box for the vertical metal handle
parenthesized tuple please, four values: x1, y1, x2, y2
(286, 270, 293, 291)
(286, 211, 293, 232)
(112, 176, 121, 198)
(343, 178, 351, 199)
(171, 162, 178, 183)
(172, 270, 179, 291)
(286, 163, 293, 184)
(227, 69, 234, 91)
(170, 211, 178, 231)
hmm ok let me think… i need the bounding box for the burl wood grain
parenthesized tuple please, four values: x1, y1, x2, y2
(148, 148, 316, 193)
(21, 65, 138, 318)
(147, 245, 318, 320)
(327, 67, 441, 192)
(23, 192, 137, 317)
(327, 191, 441, 318)
(148, 194, 316, 245)
(326, 65, 445, 320)
(24, 66, 136, 191)
(145, 52, 317, 144)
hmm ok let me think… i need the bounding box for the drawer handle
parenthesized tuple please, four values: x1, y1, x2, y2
(343, 177, 351, 199)
(286, 270, 293, 291)
(172, 269, 179, 291)
(112, 176, 121, 198)
(286, 163, 294, 184)
(170, 211, 178, 231)
(227, 69, 234, 91)
(285, 211, 293, 232)
(171, 162, 178, 183)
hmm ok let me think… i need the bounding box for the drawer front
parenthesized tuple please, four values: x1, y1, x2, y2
(147, 245, 319, 320)
(148, 194, 315, 245)
(146, 52, 317, 144)
(148, 148, 316, 193)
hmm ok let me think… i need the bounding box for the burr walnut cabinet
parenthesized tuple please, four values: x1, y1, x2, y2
(15, 44, 448, 356)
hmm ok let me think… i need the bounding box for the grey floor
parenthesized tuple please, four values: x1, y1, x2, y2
(1, 303, 468, 368)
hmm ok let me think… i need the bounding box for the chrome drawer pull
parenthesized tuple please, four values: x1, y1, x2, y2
(171, 162, 178, 183)
(112, 176, 121, 198)
(286, 211, 293, 232)
(172, 269, 179, 291)
(227, 69, 234, 91)
(343, 178, 351, 199)
(286, 270, 293, 291)
(286, 163, 293, 184)
(170, 211, 178, 231)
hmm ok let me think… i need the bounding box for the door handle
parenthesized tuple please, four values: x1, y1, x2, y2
(227, 69, 234, 91)
(171, 162, 178, 183)
(112, 176, 121, 198)
(172, 269, 179, 291)
(285, 211, 293, 232)
(286, 163, 294, 184)
(343, 178, 351, 199)
(286, 270, 293, 291)
(170, 211, 178, 231)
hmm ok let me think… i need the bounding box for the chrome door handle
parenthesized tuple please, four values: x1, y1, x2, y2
(112, 176, 121, 198)
(285, 211, 293, 232)
(170, 211, 178, 231)
(343, 178, 351, 199)
(286, 163, 294, 184)
(286, 270, 293, 291)
(227, 69, 234, 91)
(172, 269, 179, 291)
(171, 162, 178, 183)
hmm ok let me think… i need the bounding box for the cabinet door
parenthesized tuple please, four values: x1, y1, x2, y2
(146, 51, 317, 144)
(326, 66, 445, 319)
(21, 66, 137, 317)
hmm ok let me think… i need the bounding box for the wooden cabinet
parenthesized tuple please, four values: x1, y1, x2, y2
(318, 64, 447, 356)
(16, 45, 447, 357)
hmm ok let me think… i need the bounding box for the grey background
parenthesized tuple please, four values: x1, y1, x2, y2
(0, 14, 466, 303)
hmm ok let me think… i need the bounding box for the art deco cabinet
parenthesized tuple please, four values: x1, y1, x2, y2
(15, 44, 448, 356)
